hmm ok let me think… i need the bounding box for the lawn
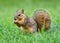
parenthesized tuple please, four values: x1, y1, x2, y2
(0, 0, 60, 43)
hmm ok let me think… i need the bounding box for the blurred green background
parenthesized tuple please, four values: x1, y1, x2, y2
(0, 0, 60, 43)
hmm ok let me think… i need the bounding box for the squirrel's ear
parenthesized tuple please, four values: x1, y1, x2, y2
(21, 9, 24, 14)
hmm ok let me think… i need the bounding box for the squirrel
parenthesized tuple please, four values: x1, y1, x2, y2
(14, 9, 51, 33)
(14, 9, 38, 33)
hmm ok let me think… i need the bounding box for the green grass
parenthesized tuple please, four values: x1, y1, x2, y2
(0, 0, 60, 43)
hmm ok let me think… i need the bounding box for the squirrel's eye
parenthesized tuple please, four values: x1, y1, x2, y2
(18, 14, 21, 16)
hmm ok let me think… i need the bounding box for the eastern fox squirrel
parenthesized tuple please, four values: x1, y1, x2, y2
(14, 9, 51, 33)
(14, 9, 38, 33)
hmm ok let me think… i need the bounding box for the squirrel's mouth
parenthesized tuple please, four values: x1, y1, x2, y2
(14, 22, 21, 27)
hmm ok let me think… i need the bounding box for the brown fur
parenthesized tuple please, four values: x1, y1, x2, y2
(14, 9, 51, 33)
(33, 9, 51, 31)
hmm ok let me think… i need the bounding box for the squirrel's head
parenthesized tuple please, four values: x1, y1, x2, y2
(14, 9, 27, 27)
